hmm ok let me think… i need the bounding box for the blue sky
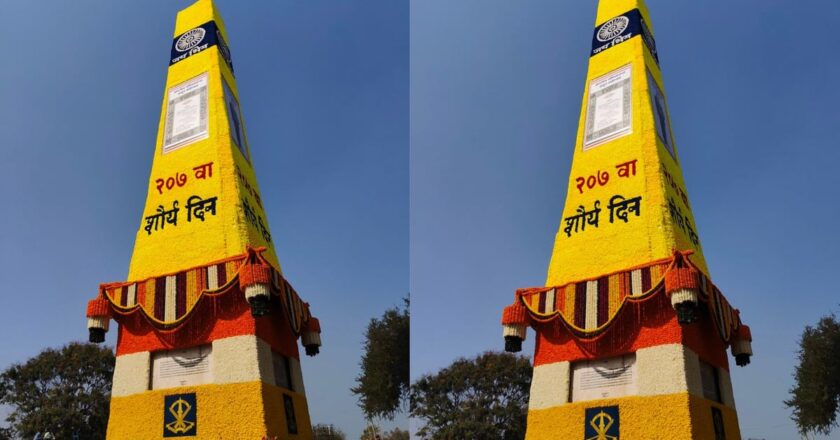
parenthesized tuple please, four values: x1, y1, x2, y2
(4, 0, 840, 439)
(411, 0, 840, 439)
(0, 1, 407, 438)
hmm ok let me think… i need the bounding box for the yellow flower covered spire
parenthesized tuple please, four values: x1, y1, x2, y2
(500, 1, 753, 438)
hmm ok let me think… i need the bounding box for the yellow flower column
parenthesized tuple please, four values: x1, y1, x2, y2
(84, 1, 322, 438)
(500, 0, 753, 439)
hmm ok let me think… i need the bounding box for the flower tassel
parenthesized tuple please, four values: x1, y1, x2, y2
(664, 260, 700, 325)
(86, 297, 112, 343)
(731, 324, 752, 367)
(301, 317, 322, 356)
(501, 302, 529, 353)
(239, 260, 273, 317)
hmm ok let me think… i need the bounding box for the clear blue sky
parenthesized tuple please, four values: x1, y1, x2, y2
(0, 1, 407, 438)
(411, 0, 840, 439)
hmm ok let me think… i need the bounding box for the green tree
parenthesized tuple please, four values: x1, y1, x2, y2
(312, 423, 347, 440)
(361, 425, 409, 440)
(0, 342, 114, 440)
(411, 351, 531, 440)
(352, 297, 409, 420)
(786, 314, 840, 437)
(381, 428, 409, 440)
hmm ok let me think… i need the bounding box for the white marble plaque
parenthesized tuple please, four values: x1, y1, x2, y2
(163, 73, 209, 154)
(571, 354, 637, 401)
(584, 65, 633, 149)
(151, 345, 213, 389)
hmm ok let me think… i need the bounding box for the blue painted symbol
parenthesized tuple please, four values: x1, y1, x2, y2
(164, 393, 197, 437)
(584, 406, 619, 440)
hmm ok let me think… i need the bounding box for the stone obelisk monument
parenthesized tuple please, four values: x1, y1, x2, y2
(501, 1, 753, 438)
(84, 1, 322, 438)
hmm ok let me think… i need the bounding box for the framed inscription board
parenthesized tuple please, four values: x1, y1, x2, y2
(584, 64, 633, 150)
(163, 73, 209, 154)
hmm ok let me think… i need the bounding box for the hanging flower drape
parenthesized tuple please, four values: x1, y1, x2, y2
(500, 250, 751, 365)
(84, 247, 320, 353)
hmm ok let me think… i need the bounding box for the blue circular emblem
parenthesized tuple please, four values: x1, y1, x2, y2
(175, 28, 206, 52)
(596, 17, 629, 42)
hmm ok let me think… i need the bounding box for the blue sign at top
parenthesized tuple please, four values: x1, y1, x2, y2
(591, 9, 659, 66)
(170, 20, 234, 74)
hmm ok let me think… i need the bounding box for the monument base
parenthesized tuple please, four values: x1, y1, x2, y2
(526, 394, 740, 440)
(107, 382, 312, 439)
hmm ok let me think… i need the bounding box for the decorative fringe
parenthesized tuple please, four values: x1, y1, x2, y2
(501, 303, 528, 326)
(669, 288, 699, 325)
(302, 317, 322, 356)
(100, 257, 244, 326)
(87, 316, 110, 331)
(302, 332, 321, 356)
(732, 341, 752, 366)
(244, 283, 270, 317)
(244, 283, 269, 300)
(86, 298, 111, 343)
(503, 323, 526, 352)
(664, 267, 698, 293)
(241, 256, 273, 318)
(665, 265, 700, 325)
(239, 262, 272, 287)
(501, 303, 528, 352)
(503, 323, 526, 340)
(731, 338, 752, 356)
(86, 298, 111, 318)
(517, 259, 671, 334)
(87, 316, 109, 343)
(306, 317, 321, 334)
(731, 324, 753, 366)
(674, 301, 698, 325)
(737, 323, 752, 342)
(505, 251, 752, 364)
(91, 247, 321, 352)
(504, 336, 523, 353)
(670, 288, 698, 305)
(89, 328, 106, 344)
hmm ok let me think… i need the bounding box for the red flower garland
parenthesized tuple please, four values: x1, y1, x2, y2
(239, 262, 272, 288)
(501, 303, 528, 326)
(305, 317, 321, 333)
(86, 298, 111, 318)
(664, 267, 699, 294)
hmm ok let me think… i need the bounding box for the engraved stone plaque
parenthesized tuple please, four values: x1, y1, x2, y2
(152, 345, 212, 389)
(571, 354, 637, 401)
